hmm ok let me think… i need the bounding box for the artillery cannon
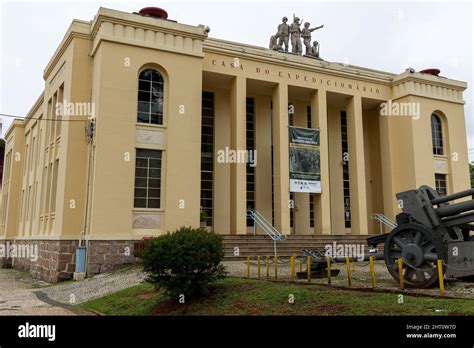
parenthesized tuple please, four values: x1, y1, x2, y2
(369, 185, 474, 288)
(300, 186, 474, 289)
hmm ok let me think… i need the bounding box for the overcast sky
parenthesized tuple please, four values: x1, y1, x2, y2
(0, 0, 473, 159)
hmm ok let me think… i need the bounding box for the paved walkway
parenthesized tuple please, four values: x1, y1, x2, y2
(0, 266, 146, 315)
(0, 269, 77, 315)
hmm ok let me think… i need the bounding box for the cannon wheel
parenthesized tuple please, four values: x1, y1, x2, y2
(384, 223, 446, 288)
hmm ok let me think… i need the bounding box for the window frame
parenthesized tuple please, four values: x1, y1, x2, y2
(137, 68, 165, 126)
(431, 114, 444, 156)
(435, 173, 447, 196)
(134, 149, 163, 209)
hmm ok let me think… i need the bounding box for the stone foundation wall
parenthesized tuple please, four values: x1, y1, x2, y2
(11, 240, 79, 283)
(1, 239, 140, 283)
(0, 239, 13, 268)
(86, 240, 139, 275)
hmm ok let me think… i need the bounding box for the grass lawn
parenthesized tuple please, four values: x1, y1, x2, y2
(79, 277, 474, 316)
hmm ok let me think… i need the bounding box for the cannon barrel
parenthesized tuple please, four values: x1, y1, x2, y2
(431, 188, 474, 205)
(435, 199, 474, 218)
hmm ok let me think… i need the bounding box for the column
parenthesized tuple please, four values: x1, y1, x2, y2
(255, 96, 273, 226)
(347, 95, 369, 235)
(293, 102, 309, 234)
(230, 76, 247, 234)
(214, 89, 231, 234)
(311, 90, 332, 235)
(272, 83, 290, 234)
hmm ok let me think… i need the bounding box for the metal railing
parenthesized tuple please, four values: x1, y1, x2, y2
(247, 209, 287, 256)
(371, 213, 397, 234)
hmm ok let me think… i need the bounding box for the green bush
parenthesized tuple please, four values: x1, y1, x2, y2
(142, 227, 226, 299)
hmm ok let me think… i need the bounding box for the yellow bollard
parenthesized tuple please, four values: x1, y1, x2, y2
(257, 256, 261, 279)
(326, 256, 331, 285)
(369, 256, 376, 288)
(307, 256, 311, 282)
(398, 258, 404, 290)
(266, 256, 270, 278)
(246, 256, 250, 279)
(345, 256, 352, 286)
(290, 256, 295, 280)
(299, 258, 303, 273)
(274, 256, 278, 280)
(437, 260, 445, 296)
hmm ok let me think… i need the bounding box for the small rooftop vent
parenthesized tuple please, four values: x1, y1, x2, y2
(419, 68, 441, 76)
(138, 7, 168, 20)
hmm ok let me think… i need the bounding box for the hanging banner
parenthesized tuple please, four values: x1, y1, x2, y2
(289, 126, 321, 193)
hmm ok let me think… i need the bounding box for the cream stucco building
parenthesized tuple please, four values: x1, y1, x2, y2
(0, 7, 470, 282)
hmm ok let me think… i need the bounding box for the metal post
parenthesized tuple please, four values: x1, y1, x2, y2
(253, 214, 256, 235)
(345, 256, 352, 286)
(307, 256, 311, 282)
(290, 256, 295, 280)
(273, 239, 277, 257)
(274, 256, 278, 280)
(246, 256, 250, 278)
(369, 256, 376, 288)
(326, 256, 331, 285)
(266, 256, 270, 278)
(437, 260, 445, 296)
(398, 258, 404, 290)
(257, 256, 261, 279)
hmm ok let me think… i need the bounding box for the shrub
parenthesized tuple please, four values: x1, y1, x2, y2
(142, 227, 226, 299)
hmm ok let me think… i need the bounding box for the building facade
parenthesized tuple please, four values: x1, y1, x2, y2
(0, 7, 470, 282)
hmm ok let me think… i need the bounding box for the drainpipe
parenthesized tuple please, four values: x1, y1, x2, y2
(76, 117, 95, 278)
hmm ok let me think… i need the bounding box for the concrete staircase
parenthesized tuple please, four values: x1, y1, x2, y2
(222, 234, 381, 259)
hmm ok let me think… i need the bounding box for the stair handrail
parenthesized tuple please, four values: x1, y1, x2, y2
(371, 213, 397, 234)
(247, 209, 287, 256)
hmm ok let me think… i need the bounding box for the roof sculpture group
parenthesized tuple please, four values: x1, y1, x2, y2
(269, 14, 324, 59)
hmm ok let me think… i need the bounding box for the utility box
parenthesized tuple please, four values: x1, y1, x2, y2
(75, 246, 87, 273)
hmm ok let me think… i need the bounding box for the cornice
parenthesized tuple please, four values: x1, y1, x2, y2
(43, 21, 91, 80)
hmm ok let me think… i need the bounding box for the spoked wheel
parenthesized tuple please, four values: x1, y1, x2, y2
(384, 224, 447, 288)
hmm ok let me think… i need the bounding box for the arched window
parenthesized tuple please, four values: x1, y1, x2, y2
(137, 69, 164, 125)
(431, 114, 443, 155)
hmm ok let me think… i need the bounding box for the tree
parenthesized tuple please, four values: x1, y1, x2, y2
(470, 163, 474, 188)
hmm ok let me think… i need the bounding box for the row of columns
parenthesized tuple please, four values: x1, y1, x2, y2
(228, 76, 368, 235)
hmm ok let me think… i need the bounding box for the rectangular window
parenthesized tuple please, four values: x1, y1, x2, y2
(45, 163, 52, 213)
(341, 111, 351, 228)
(57, 84, 64, 137)
(435, 174, 447, 196)
(134, 149, 162, 209)
(46, 99, 52, 147)
(30, 135, 35, 173)
(200, 91, 214, 226)
(51, 159, 59, 213)
(50, 92, 57, 142)
(289, 104, 294, 229)
(308, 105, 315, 229)
(246, 98, 255, 227)
(26, 186, 31, 221)
(307, 105, 312, 129)
(24, 144, 29, 177)
(19, 189, 24, 220)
